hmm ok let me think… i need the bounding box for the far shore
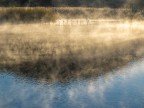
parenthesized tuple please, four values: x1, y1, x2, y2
(0, 7, 144, 24)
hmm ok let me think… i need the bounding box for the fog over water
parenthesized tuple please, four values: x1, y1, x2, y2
(0, 19, 144, 108)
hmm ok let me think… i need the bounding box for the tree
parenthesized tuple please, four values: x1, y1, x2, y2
(135, 0, 144, 10)
(0, 0, 9, 6)
(105, 0, 125, 8)
(27, 0, 52, 6)
(18, 0, 28, 6)
(66, 0, 81, 7)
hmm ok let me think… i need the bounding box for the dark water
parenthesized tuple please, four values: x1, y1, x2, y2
(0, 59, 144, 108)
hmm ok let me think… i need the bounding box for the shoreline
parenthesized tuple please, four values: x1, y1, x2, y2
(0, 7, 144, 24)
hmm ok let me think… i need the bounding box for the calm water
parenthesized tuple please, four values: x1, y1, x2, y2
(0, 59, 144, 108)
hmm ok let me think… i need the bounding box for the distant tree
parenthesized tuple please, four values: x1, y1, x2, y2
(40, 0, 52, 6)
(135, 0, 144, 10)
(0, 0, 53, 6)
(66, 0, 81, 7)
(0, 0, 133, 8)
(105, 0, 125, 8)
(127, 0, 144, 12)
(15, 0, 28, 6)
(27, 0, 52, 6)
(0, 0, 9, 6)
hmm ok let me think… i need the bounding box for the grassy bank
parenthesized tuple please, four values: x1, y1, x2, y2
(0, 22, 144, 82)
(0, 7, 57, 23)
(55, 7, 144, 19)
(0, 7, 144, 23)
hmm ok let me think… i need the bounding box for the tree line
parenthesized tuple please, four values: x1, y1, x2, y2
(0, 0, 52, 6)
(0, 0, 144, 9)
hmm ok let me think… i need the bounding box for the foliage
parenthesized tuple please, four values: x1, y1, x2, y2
(0, 0, 144, 10)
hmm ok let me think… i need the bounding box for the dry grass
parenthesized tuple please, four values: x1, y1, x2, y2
(0, 21, 144, 82)
(0, 7, 57, 23)
(0, 7, 144, 24)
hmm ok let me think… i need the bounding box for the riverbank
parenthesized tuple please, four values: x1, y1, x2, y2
(0, 7, 144, 24)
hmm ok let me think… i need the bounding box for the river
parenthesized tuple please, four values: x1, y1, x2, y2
(0, 58, 144, 108)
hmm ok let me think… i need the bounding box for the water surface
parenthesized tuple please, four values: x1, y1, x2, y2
(0, 59, 144, 108)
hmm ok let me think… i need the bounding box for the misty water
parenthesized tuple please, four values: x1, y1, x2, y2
(0, 58, 144, 108)
(0, 20, 144, 108)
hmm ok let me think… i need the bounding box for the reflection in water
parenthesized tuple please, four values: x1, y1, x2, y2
(0, 59, 144, 108)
